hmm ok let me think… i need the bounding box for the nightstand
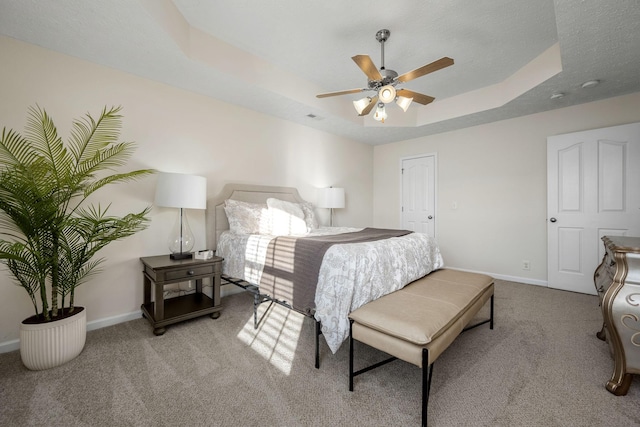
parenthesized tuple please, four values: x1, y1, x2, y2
(140, 254, 223, 335)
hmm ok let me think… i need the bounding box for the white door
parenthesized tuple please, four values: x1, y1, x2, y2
(547, 122, 640, 295)
(401, 155, 436, 237)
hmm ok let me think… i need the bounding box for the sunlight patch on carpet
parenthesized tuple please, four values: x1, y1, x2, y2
(236, 302, 303, 375)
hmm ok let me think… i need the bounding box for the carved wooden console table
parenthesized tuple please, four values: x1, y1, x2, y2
(594, 236, 640, 395)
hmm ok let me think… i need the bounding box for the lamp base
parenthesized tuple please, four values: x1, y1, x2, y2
(170, 252, 193, 260)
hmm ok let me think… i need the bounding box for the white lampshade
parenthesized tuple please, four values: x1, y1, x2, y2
(155, 172, 207, 260)
(378, 85, 396, 103)
(155, 173, 207, 210)
(317, 187, 345, 209)
(353, 97, 372, 115)
(396, 96, 413, 112)
(373, 103, 387, 122)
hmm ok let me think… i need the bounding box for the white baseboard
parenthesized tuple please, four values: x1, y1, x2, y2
(86, 310, 143, 331)
(0, 339, 19, 354)
(446, 267, 548, 287)
(0, 310, 142, 354)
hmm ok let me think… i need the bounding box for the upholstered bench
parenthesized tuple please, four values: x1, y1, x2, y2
(348, 269, 494, 427)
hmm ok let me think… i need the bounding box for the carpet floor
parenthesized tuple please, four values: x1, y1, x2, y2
(1, 279, 639, 426)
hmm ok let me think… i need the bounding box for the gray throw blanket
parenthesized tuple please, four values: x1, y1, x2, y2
(259, 228, 412, 315)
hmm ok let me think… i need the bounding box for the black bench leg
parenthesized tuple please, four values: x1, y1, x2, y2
(490, 294, 494, 329)
(315, 319, 321, 369)
(349, 320, 354, 391)
(422, 348, 433, 427)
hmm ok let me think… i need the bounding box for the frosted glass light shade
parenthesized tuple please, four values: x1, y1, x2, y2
(317, 187, 345, 209)
(396, 96, 413, 112)
(373, 104, 387, 122)
(353, 97, 372, 115)
(155, 173, 207, 210)
(378, 85, 396, 103)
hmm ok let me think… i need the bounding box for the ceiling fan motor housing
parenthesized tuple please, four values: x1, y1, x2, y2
(380, 69, 398, 85)
(368, 69, 399, 89)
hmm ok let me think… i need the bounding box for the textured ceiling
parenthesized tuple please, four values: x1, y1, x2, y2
(0, 0, 639, 145)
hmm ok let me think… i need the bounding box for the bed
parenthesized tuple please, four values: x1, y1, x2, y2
(206, 183, 444, 364)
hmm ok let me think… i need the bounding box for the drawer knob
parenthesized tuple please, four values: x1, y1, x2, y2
(187, 270, 195, 276)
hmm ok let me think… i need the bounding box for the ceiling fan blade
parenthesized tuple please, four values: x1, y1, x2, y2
(352, 55, 383, 81)
(359, 96, 378, 116)
(396, 57, 454, 83)
(396, 89, 435, 105)
(316, 88, 366, 98)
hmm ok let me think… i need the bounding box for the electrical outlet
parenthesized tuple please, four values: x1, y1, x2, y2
(522, 260, 530, 271)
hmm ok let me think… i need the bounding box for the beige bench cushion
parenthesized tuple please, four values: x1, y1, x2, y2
(349, 269, 494, 346)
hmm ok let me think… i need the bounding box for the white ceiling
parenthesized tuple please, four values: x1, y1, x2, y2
(1, 0, 639, 145)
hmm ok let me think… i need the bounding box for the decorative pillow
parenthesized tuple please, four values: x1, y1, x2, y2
(300, 201, 319, 230)
(224, 199, 271, 235)
(267, 198, 308, 236)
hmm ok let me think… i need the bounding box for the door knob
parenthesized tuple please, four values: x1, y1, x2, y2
(549, 217, 557, 223)
(428, 215, 433, 220)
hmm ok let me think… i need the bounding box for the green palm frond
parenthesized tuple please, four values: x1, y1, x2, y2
(69, 106, 123, 166)
(0, 128, 38, 166)
(24, 106, 73, 182)
(0, 106, 154, 320)
(84, 170, 154, 198)
(0, 240, 48, 316)
(76, 141, 136, 175)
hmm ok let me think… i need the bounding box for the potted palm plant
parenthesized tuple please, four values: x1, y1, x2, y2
(0, 105, 153, 370)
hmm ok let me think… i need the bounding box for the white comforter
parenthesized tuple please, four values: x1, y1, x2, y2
(217, 227, 444, 353)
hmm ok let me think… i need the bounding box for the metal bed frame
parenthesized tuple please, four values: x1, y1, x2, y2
(221, 273, 324, 368)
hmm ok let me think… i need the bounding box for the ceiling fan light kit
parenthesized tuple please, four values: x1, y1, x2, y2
(373, 103, 387, 123)
(378, 85, 396, 103)
(396, 96, 413, 112)
(317, 29, 454, 122)
(353, 96, 372, 114)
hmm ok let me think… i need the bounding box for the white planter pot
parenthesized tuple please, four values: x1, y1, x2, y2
(20, 307, 87, 370)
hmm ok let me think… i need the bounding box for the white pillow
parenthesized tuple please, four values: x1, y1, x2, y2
(267, 198, 308, 236)
(300, 201, 319, 230)
(224, 199, 271, 235)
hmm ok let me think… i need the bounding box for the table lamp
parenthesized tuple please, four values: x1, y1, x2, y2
(317, 187, 345, 227)
(155, 172, 207, 260)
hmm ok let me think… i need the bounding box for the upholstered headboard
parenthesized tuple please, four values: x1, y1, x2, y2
(206, 183, 306, 251)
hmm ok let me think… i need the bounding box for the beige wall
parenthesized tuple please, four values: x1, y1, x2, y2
(0, 36, 373, 348)
(3, 33, 640, 351)
(373, 92, 640, 284)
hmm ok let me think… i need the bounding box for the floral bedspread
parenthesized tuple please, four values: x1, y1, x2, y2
(216, 227, 444, 353)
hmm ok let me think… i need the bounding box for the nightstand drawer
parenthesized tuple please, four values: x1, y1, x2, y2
(164, 265, 215, 281)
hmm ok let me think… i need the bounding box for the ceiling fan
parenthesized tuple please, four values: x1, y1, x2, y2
(316, 29, 454, 122)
